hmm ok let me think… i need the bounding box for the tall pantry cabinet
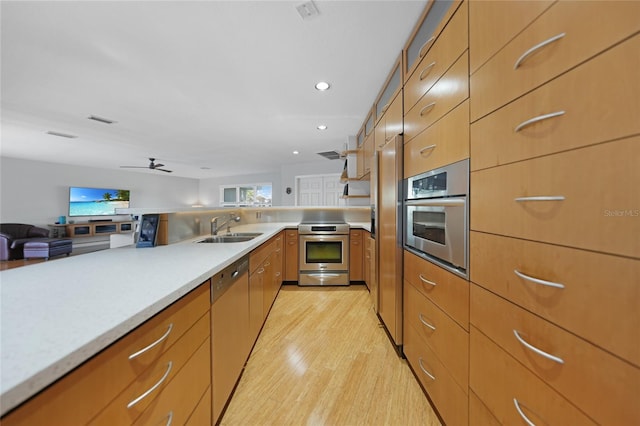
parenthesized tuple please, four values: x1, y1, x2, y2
(468, 1, 640, 425)
(359, 0, 640, 425)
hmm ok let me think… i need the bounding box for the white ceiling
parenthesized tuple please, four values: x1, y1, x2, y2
(1, 0, 426, 179)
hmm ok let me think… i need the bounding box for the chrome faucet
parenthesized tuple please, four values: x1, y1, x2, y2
(211, 213, 240, 235)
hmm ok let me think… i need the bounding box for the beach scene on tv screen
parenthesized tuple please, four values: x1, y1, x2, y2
(69, 187, 130, 216)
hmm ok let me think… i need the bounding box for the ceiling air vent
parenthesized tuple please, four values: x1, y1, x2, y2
(296, 1, 320, 20)
(317, 150, 341, 160)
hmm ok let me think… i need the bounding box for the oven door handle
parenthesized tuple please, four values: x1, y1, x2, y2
(306, 273, 342, 278)
(405, 198, 466, 207)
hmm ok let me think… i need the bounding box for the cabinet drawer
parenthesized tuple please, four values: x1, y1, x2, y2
(404, 280, 468, 391)
(471, 284, 640, 425)
(90, 313, 210, 424)
(186, 386, 211, 426)
(133, 338, 211, 426)
(470, 137, 640, 258)
(470, 0, 640, 121)
(469, 390, 500, 426)
(470, 327, 596, 425)
(404, 321, 468, 426)
(1, 284, 210, 426)
(404, 100, 469, 179)
(469, 0, 554, 74)
(403, 0, 461, 82)
(470, 231, 640, 366)
(404, 52, 468, 143)
(404, 250, 469, 330)
(471, 35, 640, 171)
(250, 238, 275, 273)
(404, 1, 468, 113)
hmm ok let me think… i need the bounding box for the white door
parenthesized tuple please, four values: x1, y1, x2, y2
(296, 174, 344, 206)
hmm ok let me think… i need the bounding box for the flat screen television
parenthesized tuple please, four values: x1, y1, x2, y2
(69, 187, 130, 217)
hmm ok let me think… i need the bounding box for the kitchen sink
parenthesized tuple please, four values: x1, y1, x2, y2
(196, 232, 262, 243)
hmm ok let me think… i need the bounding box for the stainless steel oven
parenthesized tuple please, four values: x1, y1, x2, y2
(404, 159, 469, 277)
(298, 223, 349, 286)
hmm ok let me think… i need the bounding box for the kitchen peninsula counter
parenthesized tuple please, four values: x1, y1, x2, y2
(0, 222, 299, 416)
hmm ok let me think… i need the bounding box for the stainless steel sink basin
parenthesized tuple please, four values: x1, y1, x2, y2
(196, 233, 262, 243)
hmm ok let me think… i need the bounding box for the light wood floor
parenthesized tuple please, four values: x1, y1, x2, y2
(220, 285, 442, 426)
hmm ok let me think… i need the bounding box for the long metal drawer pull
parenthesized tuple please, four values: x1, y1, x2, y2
(418, 274, 437, 287)
(418, 36, 436, 58)
(166, 411, 174, 426)
(419, 102, 437, 117)
(419, 144, 437, 155)
(129, 323, 173, 360)
(257, 267, 265, 274)
(419, 62, 437, 80)
(418, 314, 436, 331)
(514, 196, 565, 202)
(514, 269, 565, 289)
(418, 358, 436, 381)
(513, 398, 536, 426)
(406, 198, 466, 207)
(127, 361, 173, 409)
(514, 32, 566, 70)
(514, 111, 565, 133)
(264, 261, 271, 267)
(513, 330, 564, 364)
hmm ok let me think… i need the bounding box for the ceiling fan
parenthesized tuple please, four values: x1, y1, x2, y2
(120, 158, 173, 173)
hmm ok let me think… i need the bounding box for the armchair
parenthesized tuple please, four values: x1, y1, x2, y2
(0, 223, 50, 261)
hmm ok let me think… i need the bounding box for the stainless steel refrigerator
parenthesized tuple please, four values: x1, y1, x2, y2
(373, 134, 403, 347)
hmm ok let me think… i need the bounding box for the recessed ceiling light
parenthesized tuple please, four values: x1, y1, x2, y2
(315, 81, 330, 91)
(293, 150, 300, 155)
(317, 125, 327, 130)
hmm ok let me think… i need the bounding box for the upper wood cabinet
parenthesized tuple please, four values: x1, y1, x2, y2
(469, 0, 553, 74)
(374, 54, 402, 126)
(402, 0, 461, 83)
(469, 0, 640, 121)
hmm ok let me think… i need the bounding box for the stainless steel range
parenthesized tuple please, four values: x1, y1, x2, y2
(298, 222, 350, 286)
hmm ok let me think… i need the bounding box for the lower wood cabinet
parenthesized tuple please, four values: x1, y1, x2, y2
(284, 229, 298, 281)
(1, 283, 210, 426)
(349, 229, 363, 281)
(470, 326, 596, 425)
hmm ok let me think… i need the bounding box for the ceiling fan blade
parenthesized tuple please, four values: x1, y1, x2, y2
(120, 166, 147, 169)
(153, 163, 165, 168)
(157, 168, 173, 173)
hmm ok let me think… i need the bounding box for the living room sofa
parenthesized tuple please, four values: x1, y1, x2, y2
(0, 223, 51, 261)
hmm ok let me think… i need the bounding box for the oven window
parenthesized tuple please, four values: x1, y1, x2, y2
(305, 241, 343, 263)
(412, 211, 446, 245)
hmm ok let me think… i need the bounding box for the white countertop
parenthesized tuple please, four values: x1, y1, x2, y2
(0, 221, 370, 415)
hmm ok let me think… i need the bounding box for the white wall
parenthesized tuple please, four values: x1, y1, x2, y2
(0, 157, 199, 227)
(198, 159, 343, 207)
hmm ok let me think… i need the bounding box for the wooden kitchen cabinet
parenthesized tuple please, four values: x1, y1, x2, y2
(284, 229, 298, 281)
(2, 283, 210, 426)
(349, 229, 363, 281)
(469, 2, 640, 423)
(470, 0, 640, 121)
(211, 270, 250, 424)
(248, 260, 265, 345)
(363, 231, 371, 289)
(471, 284, 640, 425)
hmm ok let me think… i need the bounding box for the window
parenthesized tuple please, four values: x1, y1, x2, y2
(220, 183, 272, 207)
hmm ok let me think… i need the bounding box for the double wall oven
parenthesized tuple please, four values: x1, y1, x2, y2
(298, 223, 350, 286)
(404, 159, 469, 277)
